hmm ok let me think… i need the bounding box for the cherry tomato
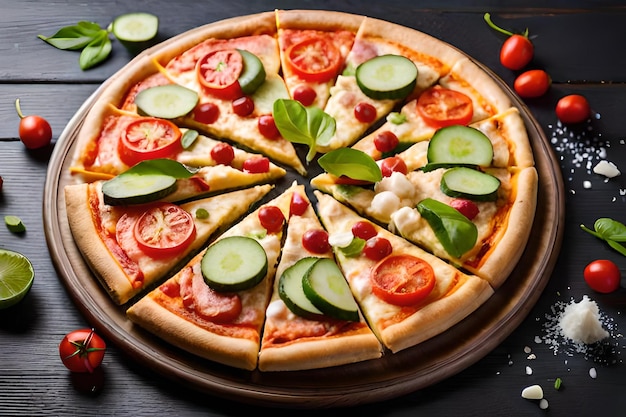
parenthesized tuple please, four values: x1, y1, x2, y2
(514, 69, 551, 98)
(258, 205, 285, 234)
(286, 37, 342, 83)
(193, 102, 220, 124)
(373, 131, 399, 153)
(210, 142, 235, 165)
(242, 156, 270, 173)
(556, 95, 591, 124)
(450, 198, 479, 220)
(258, 115, 279, 139)
(583, 259, 621, 293)
(119, 118, 182, 167)
(363, 237, 392, 261)
(196, 49, 244, 100)
(290, 192, 310, 217)
(302, 229, 331, 254)
(371, 255, 436, 306)
(134, 203, 196, 258)
(380, 156, 408, 177)
(351, 221, 377, 241)
(354, 102, 377, 123)
(232, 96, 255, 117)
(15, 98, 52, 149)
(416, 86, 473, 128)
(500, 34, 534, 70)
(292, 84, 317, 106)
(59, 328, 106, 373)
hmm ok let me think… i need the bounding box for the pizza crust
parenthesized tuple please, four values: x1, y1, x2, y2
(127, 296, 259, 370)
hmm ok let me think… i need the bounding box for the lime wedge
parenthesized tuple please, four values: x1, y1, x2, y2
(5, 215, 26, 233)
(0, 249, 35, 309)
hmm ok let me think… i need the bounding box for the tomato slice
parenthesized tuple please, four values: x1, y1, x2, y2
(286, 37, 342, 83)
(133, 203, 196, 258)
(196, 49, 244, 100)
(416, 86, 473, 128)
(371, 255, 436, 306)
(120, 118, 182, 167)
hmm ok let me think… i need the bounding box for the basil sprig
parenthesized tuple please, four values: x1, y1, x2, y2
(38, 21, 112, 70)
(417, 198, 477, 258)
(273, 99, 335, 162)
(581, 218, 626, 256)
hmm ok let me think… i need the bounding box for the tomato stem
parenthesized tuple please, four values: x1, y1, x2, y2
(484, 13, 528, 38)
(14, 98, 25, 119)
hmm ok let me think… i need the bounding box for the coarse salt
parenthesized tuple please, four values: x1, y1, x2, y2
(558, 295, 609, 344)
(593, 160, 621, 178)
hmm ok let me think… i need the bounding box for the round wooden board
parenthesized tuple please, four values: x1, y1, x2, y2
(42, 13, 565, 409)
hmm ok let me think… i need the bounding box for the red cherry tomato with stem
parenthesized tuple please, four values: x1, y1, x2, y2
(59, 328, 106, 373)
(583, 259, 621, 293)
(484, 13, 534, 71)
(15, 98, 52, 149)
(514, 69, 551, 98)
(556, 95, 591, 124)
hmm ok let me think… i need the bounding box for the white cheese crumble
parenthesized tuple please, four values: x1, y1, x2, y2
(558, 295, 609, 344)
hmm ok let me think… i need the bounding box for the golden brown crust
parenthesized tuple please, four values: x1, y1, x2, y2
(127, 296, 259, 370)
(275, 9, 364, 32)
(65, 183, 132, 304)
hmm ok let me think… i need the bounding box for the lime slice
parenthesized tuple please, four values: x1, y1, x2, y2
(5, 215, 26, 233)
(0, 249, 35, 309)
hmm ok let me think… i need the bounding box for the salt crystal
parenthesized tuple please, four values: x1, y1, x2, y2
(524, 346, 532, 354)
(539, 398, 549, 410)
(593, 160, 621, 178)
(526, 366, 533, 375)
(589, 367, 597, 379)
(583, 181, 592, 189)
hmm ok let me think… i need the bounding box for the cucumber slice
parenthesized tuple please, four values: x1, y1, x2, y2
(111, 12, 159, 42)
(440, 167, 500, 201)
(427, 125, 493, 166)
(135, 84, 199, 119)
(238, 49, 266, 95)
(201, 236, 268, 292)
(356, 54, 417, 100)
(278, 257, 324, 319)
(302, 258, 359, 322)
(102, 173, 177, 206)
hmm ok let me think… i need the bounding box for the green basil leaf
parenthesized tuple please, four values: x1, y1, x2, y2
(417, 198, 477, 258)
(75, 21, 104, 36)
(273, 99, 336, 162)
(37, 22, 104, 50)
(607, 239, 626, 256)
(79, 31, 111, 70)
(122, 159, 196, 178)
(318, 148, 382, 183)
(594, 218, 626, 242)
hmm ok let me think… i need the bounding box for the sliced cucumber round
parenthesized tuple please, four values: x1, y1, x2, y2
(238, 49, 266, 95)
(111, 12, 159, 42)
(440, 167, 500, 201)
(302, 258, 359, 322)
(135, 84, 199, 119)
(201, 236, 268, 292)
(102, 173, 177, 206)
(427, 125, 493, 166)
(278, 257, 324, 319)
(356, 54, 417, 100)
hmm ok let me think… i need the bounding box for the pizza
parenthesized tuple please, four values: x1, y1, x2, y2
(63, 10, 538, 372)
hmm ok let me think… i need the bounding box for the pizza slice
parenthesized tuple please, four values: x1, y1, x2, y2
(258, 186, 381, 371)
(126, 183, 299, 370)
(153, 32, 306, 174)
(316, 16, 467, 153)
(314, 192, 494, 353)
(275, 9, 362, 109)
(65, 182, 272, 304)
(69, 105, 286, 190)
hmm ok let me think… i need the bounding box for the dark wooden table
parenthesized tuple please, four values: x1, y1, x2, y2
(1, 1, 625, 415)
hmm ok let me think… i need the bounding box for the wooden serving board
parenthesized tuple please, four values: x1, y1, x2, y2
(42, 14, 565, 408)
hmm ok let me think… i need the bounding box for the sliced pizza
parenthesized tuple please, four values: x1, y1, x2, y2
(126, 182, 298, 370)
(314, 192, 494, 353)
(258, 186, 381, 371)
(316, 16, 467, 153)
(65, 182, 272, 304)
(275, 9, 362, 109)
